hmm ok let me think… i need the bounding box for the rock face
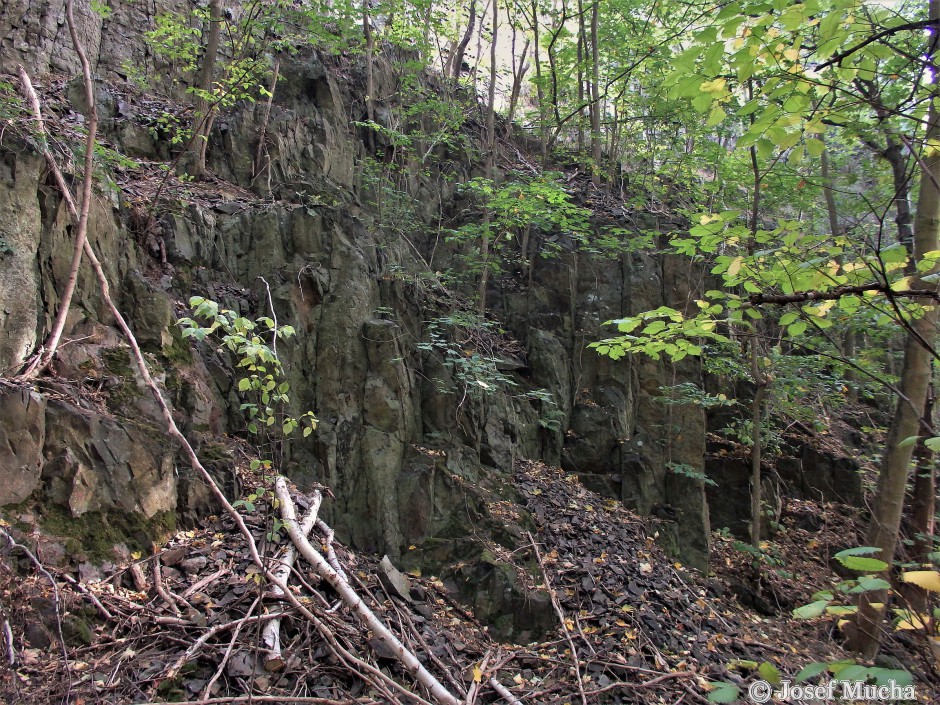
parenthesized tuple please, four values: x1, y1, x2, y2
(0, 0, 711, 622)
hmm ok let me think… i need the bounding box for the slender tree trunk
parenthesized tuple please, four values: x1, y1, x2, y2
(899, 382, 936, 614)
(848, 0, 940, 657)
(447, 0, 477, 79)
(589, 1, 601, 185)
(820, 144, 857, 398)
(530, 0, 547, 162)
(363, 2, 376, 155)
(750, 338, 768, 546)
(577, 0, 586, 153)
(188, 0, 222, 180)
(505, 38, 530, 131)
(478, 0, 499, 314)
(16, 0, 97, 380)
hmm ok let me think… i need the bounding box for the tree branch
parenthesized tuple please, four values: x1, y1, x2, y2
(748, 283, 940, 305)
(816, 18, 938, 71)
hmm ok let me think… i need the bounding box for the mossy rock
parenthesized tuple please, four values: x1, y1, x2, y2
(40, 505, 176, 564)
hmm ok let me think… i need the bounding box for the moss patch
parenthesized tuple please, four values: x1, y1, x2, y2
(101, 346, 142, 413)
(40, 505, 176, 564)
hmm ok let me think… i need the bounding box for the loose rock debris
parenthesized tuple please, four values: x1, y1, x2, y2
(1, 460, 937, 704)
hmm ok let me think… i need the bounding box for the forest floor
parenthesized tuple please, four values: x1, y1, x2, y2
(2, 452, 937, 705)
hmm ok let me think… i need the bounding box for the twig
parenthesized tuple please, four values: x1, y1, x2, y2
(315, 519, 348, 582)
(464, 651, 491, 705)
(488, 677, 524, 705)
(60, 573, 114, 620)
(2, 618, 14, 666)
(1, 528, 71, 695)
(526, 531, 587, 705)
(257, 275, 278, 360)
(181, 566, 228, 599)
(163, 609, 281, 682)
(581, 670, 695, 697)
(199, 595, 262, 701)
(153, 557, 182, 617)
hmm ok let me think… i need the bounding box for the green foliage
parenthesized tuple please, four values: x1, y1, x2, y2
(792, 547, 890, 620)
(654, 382, 735, 410)
(177, 296, 317, 439)
(666, 461, 716, 487)
(707, 660, 912, 703)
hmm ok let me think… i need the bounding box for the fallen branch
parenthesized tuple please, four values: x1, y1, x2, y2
(153, 556, 183, 617)
(163, 605, 277, 682)
(526, 531, 587, 705)
(316, 519, 348, 582)
(60, 573, 114, 621)
(262, 492, 322, 670)
(199, 595, 262, 701)
(488, 677, 524, 705)
(274, 477, 459, 705)
(1, 528, 71, 696)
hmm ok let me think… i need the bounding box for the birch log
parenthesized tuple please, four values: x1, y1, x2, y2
(274, 477, 458, 705)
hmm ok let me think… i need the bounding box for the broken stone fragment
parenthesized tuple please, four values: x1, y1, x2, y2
(378, 555, 412, 603)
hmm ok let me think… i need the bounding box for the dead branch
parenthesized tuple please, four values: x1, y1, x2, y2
(200, 594, 262, 700)
(153, 556, 183, 617)
(274, 477, 459, 705)
(60, 573, 114, 620)
(2, 618, 13, 667)
(0, 527, 71, 694)
(163, 605, 278, 682)
(488, 677, 524, 705)
(526, 531, 587, 705)
(315, 519, 348, 582)
(16, 0, 98, 380)
(262, 492, 322, 670)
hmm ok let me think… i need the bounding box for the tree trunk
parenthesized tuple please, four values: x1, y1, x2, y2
(589, 1, 601, 185)
(848, 0, 940, 656)
(750, 338, 768, 547)
(479, 0, 499, 314)
(363, 2, 376, 155)
(820, 143, 857, 399)
(447, 0, 476, 79)
(530, 0, 548, 162)
(899, 382, 936, 614)
(187, 0, 222, 180)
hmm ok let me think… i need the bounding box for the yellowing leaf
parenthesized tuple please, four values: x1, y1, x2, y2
(727, 256, 744, 277)
(472, 665, 483, 683)
(902, 570, 940, 593)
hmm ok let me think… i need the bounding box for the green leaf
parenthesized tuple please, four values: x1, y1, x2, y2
(805, 137, 825, 157)
(707, 104, 727, 127)
(855, 575, 891, 592)
(839, 555, 889, 573)
(787, 321, 808, 337)
(795, 662, 829, 682)
(758, 661, 781, 685)
(707, 682, 741, 703)
(924, 437, 940, 452)
(793, 600, 829, 619)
